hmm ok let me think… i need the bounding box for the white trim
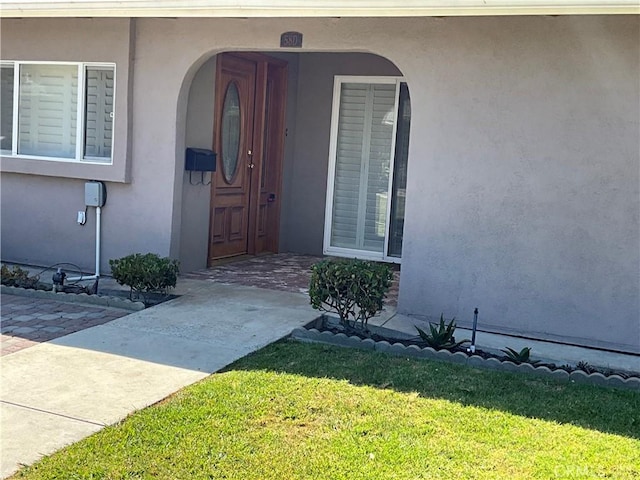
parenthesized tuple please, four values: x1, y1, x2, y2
(334, 76, 403, 85)
(1, 1, 637, 17)
(0, 61, 18, 155)
(324, 245, 402, 264)
(76, 64, 85, 162)
(11, 63, 19, 156)
(322, 77, 343, 258)
(324, 75, 405, 264)
(2, 60, 116, 165)
(0, 153, 115, 165)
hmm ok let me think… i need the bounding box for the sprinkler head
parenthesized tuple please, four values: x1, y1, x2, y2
(52, 268, 66, 286)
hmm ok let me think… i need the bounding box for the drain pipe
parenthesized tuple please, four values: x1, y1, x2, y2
(67, 182, 106, 282)
(67, 205, 101, 282)
(95, 205, 101, 278)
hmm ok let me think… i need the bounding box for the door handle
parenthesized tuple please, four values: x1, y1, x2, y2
(248, 163, 255, 169)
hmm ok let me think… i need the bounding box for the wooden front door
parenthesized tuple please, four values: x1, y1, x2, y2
(208, 53, 287, 263)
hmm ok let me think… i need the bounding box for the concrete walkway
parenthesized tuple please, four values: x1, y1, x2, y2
(1, 280, 319, 479)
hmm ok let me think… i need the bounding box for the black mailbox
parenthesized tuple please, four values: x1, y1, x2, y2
(185, 148, 216, 172)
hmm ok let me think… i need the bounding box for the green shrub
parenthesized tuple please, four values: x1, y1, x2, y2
(0, 264, 40, 289)
(309, 258, 393, 329)
(416, 314, 469, 350)
(109, 253, 179, 304)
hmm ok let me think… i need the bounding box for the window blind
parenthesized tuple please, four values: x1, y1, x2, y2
(84, 68, 114, 159)
(18, 64, 78, 158)
(330, 82, 396, 253)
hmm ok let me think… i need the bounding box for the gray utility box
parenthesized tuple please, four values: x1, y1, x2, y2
(85, 181, 107, 207)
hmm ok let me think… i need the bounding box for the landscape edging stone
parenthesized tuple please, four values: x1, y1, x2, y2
(289, 325, 639, 391)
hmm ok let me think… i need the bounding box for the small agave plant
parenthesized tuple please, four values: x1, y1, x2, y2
(501, 347, 540, 366)
(415, 314, 469, 350)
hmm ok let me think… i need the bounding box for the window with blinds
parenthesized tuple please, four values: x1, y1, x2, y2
(84, 68, 114, 159)
(325, 76, 410, 262)
(0, 62, 115, 164)
(18, 64, 78, 158)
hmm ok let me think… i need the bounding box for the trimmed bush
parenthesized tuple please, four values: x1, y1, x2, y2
(109, 253, 179, 304)
(309, 258, 393, 329)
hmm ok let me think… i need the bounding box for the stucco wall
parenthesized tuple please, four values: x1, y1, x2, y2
(397, 16, 640, 353)
(0, 18, 177, 270)
(0, 18, 144, 271)
(179, 57, 216, 273)
(277, 53, 300, 254)
(0, 15, 637, 352)
(1, 173, 102, 271)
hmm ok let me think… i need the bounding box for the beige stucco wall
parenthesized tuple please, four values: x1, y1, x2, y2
(179, 57, 216, 273)
(397, 16, 640, 353)
(0, 18, 141, 271)
(0, 15, 638, 352)
(0, 18, 174, 270)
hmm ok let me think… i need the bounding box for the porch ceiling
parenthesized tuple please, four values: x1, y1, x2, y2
(1, 0, 638, 18)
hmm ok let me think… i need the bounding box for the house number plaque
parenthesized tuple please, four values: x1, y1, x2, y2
(280, 31, 303, 48)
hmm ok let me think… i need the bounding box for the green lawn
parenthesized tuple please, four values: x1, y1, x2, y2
(14, 341, 640, 480)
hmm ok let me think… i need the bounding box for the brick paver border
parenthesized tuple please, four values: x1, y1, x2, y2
(1, 293, 133, 356)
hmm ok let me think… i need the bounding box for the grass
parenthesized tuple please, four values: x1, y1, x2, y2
(14, 341, 640, 479)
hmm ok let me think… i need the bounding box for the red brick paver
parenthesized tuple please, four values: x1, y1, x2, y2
(184, 253, 400, 306)
(0, 294, 129, 356)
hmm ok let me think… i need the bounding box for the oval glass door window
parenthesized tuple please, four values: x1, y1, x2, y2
(221, 82, 241, 183)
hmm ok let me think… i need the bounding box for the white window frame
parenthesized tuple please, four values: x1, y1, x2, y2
(323, 75, 404, 264)
(0, 60, 116, 164)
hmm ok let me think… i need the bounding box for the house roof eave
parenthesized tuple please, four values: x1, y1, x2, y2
(1, 0, 638, 18)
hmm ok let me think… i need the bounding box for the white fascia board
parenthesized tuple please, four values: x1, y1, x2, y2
(1, 0, 638, 17)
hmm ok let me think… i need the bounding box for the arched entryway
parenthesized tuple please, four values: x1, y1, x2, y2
(179, 51, 410, 271)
